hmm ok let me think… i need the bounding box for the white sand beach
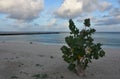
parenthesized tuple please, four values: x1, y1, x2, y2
(0, 41, 120, 79)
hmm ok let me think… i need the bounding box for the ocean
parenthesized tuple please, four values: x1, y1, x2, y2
(0, 32, 120, 48)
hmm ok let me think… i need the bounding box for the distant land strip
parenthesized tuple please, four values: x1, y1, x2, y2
(0, 32, 68, 36)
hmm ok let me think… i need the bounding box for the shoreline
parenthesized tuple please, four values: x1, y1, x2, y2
(0, 32, 62, 36)
(1, 40, 120, 49)
(0, 41, 120, 79)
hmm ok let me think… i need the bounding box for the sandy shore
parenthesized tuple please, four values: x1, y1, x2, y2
(0, 41, 120, 79)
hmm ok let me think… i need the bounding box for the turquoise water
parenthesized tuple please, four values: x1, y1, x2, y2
(0, 32, 120, 48)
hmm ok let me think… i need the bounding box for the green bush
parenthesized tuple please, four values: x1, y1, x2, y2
(61, 18, 105, 76)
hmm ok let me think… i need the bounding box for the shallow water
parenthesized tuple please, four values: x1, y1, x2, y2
(0, 32, 120, 48)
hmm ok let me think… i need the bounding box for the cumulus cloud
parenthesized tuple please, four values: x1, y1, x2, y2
(55, 0, 111, 18)
(55, 0, 83, 18)
(0, 0, 44, 22)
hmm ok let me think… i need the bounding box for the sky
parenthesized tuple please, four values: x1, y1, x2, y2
(0, 0, 120, 32)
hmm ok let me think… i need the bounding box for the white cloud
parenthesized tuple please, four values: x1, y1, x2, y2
(98, 1, 111, 11)
(82, 0, 111, 12)
(55, 0, 83, 18)
(0, 0, 44, 22)
(55, 0, 111, 18)
(94, 7, 120, 26)
(45, 19, 56, 27)
(95, 17, 120, 26)
(94, 24, 120, 32)
(38, 19, 69, 32)
(109, 8, 120, 17)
